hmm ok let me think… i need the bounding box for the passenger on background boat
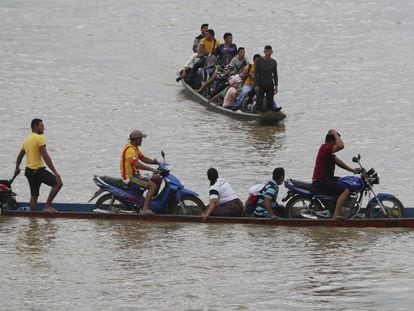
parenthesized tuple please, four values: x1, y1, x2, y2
(215, 32, 237, 66)
(251, 167, 285, 219)
(120, 130, 161, 215)
(195, 54, 219, 93)
(176, 52, 199, 83)
(192, 23, 209, 53)
(223, 75, 242, 109)
(254, 45, 280, 114)
(208, 84, 230, 104)
(232, 53, 261, 111)
(201, 168, 244, 221)
(227, 47, 249, 76)
(14, 118, 63, 212)
(189, 29, 221, 87)
(312, 129, 360, 220)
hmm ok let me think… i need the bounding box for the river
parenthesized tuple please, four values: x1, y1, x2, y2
(1, 0, 413, 310)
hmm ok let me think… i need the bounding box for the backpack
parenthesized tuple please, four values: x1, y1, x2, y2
(244, 183, 266, 215)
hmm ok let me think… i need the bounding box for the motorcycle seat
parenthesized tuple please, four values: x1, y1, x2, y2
(101, 176, 130, 190)
(290, 179, 322, 194)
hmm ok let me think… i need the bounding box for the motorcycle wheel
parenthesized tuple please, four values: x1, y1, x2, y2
(168, 195, 206, 215)
(286, 195, 323, 219)
(95, 194, 129, 212)
(366, 197, 405, 218)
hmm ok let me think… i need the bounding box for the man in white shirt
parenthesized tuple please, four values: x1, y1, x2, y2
(201, 167, 243, 221)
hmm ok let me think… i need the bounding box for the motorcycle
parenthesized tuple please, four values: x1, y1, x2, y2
(283, 154, 405, 219)
(89, 151, 206, 215)
(0, 173, 18, 211)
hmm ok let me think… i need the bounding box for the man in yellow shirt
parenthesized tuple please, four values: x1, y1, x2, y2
(189, 28, 222, 88)
(120, 130, 160, 214)
(15, 119, 63, 212)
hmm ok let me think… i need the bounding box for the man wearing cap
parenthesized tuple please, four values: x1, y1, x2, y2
(120, 130, 160, 214)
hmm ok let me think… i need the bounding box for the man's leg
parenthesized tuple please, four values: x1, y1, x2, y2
(255, 86, 264, 113)
(142, 181, 158, 214)
(233, 85, 251, 110)
(333, 189, 350, 218)
(29, 196, 39, 211)
(42, 170, 63, 212)
(264, 86, 275, 112)
(44, 182, 63, 212)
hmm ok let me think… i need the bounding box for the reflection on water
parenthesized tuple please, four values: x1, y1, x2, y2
(1, 218, 414, 310)
(16, 218, 58, 258)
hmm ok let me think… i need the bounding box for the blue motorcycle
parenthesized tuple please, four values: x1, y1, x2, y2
(89, 151, 205, 215)
(283, 154, 405, 219)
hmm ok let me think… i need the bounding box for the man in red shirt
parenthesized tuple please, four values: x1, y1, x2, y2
(312, 129, 360, 219)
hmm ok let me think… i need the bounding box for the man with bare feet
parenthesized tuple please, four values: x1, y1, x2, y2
(120, 130, 161, 214)
(15, 119, 63, 212)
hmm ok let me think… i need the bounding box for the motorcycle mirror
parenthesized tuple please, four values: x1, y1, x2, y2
(161, 151, 166, 162)
(352, 156, 359, 163)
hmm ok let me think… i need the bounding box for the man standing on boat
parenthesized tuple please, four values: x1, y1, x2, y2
(120, 130, 161, 214)
(312, 129, 360, 219)
(14, 118, 63, 212)
(254, 45, 280, 113)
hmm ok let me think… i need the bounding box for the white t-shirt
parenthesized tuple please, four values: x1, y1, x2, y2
(209, 178, 238, 205)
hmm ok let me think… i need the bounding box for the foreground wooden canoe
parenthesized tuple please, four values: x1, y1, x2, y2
(180, 79, 286, 124)
(2, 203, 414, 228)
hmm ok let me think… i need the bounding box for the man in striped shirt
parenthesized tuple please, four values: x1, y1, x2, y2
(120, 130, 160, 214)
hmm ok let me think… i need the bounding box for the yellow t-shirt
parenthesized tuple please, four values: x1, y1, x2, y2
(199, 38, 222, 56)
(22, 133, 46, 169)
(120, 143, 144, 179)
(243, 63, 256, 86)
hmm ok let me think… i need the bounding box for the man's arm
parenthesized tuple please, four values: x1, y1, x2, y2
(202, 198, 217, 221)
(263, 196, 276, 219)
(335, 157, 359, 173)
(134, 158, 158, 173)
(15, 149, 26, 175)
(329, 129, 344, 153)
(273, 60, 278, 93)
(39, 145, 60, 176)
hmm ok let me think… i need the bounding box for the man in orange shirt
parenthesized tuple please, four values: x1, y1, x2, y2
(15, 118, 63, 212)
(120, 130, 160, 214)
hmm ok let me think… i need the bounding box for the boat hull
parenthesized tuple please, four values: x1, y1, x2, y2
(2, 202, 414, 228)
(181, 80, 286, 123)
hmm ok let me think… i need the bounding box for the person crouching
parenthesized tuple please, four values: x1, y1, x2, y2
(201, 167, 243, 222)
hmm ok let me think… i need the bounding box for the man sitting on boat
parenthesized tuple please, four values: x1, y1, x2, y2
(201, 168, 244, 221)
(188, 29, 221, 88)
(120, 130, 161, 214)
(232, 53, 261, 112)
(222, 75, 242, 109)
(227, 47, 249, 76)
(248, 167, 285, 219)
(215, 32, 237, 67)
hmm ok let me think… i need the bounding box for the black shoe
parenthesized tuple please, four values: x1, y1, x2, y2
(176, 77, 182, 82)
(275, 107, 282, 112)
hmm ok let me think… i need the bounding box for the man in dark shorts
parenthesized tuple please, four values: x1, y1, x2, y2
(15, 119, 63, 212)
(312, 129, 360, 219)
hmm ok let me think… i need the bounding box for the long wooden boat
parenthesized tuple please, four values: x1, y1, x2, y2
(180, 79, 286, 124)
(2, 202, 414, 228)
